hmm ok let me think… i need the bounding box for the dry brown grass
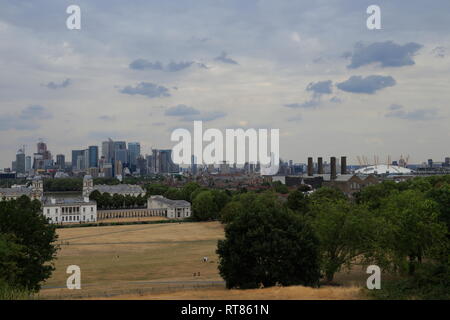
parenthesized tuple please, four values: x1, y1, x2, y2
(95, 285, 363, 300)
(39, 221, 367, 300)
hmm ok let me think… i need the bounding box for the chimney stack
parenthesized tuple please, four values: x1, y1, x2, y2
(307, 157, 314, 176)
(318, 157, 324, 174)
(331, 157, 337, 180)
(341, 156, 347, 175)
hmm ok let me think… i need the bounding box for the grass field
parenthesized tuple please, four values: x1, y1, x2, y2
(38, 221, 368, 300)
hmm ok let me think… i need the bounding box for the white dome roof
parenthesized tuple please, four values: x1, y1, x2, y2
(355, 165, 413, 175)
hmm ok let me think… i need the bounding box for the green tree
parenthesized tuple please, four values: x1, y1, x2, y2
(309, 186, 347, 205)
(217, 193, 321, 289)
(192, 191, 219, 221)
(309, 200, 380, 282)
(272, 181, 289, 194)
(0, 196, 58, 291)
(181, 182, 201, 201)
(286, 190, 310, 214)
(164, 187, 183, 200)
(377, 190, 447, 275)
(145, 183, 169, 196)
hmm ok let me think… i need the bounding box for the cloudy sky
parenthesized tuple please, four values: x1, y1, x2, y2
(0, 0, 449, 168)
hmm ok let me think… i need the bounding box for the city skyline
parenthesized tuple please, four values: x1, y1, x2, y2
(1, 1, 449, 168)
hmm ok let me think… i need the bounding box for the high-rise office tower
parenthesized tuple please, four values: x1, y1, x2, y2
(56, 154, 66, 170)
(102, 138, 114, 163)
(72, 150, 84, 169)
(191, 155, 197, 175)
(25, 156, 32, 172)
(88, 146, 99, 168)
(16, 148, 26, 174)
(128, 142, 141, 167)
(151, 149, 179, 174)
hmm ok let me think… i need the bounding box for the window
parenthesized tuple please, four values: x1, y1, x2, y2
(83, 207, 86, 213)
(91, 207, 94, 212)
(56, 208, 58, 214)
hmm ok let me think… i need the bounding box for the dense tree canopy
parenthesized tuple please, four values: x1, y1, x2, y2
(0, 196, 58, 291)
(217, 193, 321, 289)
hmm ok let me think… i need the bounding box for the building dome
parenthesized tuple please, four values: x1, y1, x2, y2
(355, 165, 413, 175)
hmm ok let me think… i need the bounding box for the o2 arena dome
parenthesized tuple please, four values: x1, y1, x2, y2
(355, 164, 413, 175)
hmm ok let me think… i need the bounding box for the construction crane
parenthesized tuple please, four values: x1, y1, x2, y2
(357, 156, 363, 166)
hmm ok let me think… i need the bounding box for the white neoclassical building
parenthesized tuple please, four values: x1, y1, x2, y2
(42, 197, 97, 224)
(147, 195, 191, 219)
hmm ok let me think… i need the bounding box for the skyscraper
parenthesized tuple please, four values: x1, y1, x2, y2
(25, 156, 31, 172)
(16, 148, 25, 174)
(150, 149, 179, 174)
(72, 150, 84, 169)
(128, 142, 141, 167)
(56, 154, 66, 170)
(102, 139, 114, 163)
(88, 146, 99, 168)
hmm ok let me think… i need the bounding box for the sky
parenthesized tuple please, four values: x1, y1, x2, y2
(0, 0, 449, 168)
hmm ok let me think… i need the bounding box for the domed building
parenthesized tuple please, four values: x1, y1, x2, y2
(355, 164, 413, 175)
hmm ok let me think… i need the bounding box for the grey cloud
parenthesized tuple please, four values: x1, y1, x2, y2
(129, 59, 199, 72)
(164, 104, 226, 122)
(284, 100, 320, 109)
(431, 46, 447, 58)
(44, 78, 72, 89)
(287, 115, 303, 122)
(19, 105, 52, 120)
(330, 96, 342, 103)
(215, 51, 238, 65)
(348, 41, 423, 69)
(182, 111, 226, 122)
(120, 82, 171, 98)
(129, 59, 163, 71)
(306, 80, 333, 96)
(285, 80, 333, 110)
(336, 75, 396, 94)
(98, 115, 116, 121)
(164, 104, 200, 117)
(0, 105, 51, 131)
(166, 61, 194, 72)
(385, 104, 439, 121)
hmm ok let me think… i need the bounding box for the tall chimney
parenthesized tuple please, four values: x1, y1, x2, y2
(341, 156, 347, 175)
(331, 157, 337, 180)
(318, 157, 324, 174)
(307, 157, 313, 176)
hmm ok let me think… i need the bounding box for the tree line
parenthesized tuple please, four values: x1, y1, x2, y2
(215, 175, 450, 299)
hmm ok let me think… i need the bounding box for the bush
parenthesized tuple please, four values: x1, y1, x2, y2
(369, 262, 450, 300)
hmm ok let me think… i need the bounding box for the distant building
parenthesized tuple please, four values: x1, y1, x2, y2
(25, 156, 32, 172)
(88, 146, 99, 168)
(56, 154, 66, 170)
(0, 176, 43, 201)
(150, 149, 179, 174)
(128, 142, 141, 168)
(147, 195, 191, 219)
(82, 175, 145, 197)
(42, 197, 97, 224)
(72, 150, 84, 170)
(102, 139, 114, 163)
(16, 149, 26, 174)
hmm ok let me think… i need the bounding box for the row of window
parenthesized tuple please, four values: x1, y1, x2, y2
(46, 206, 94, 215)
(50, 215, 94, 222)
